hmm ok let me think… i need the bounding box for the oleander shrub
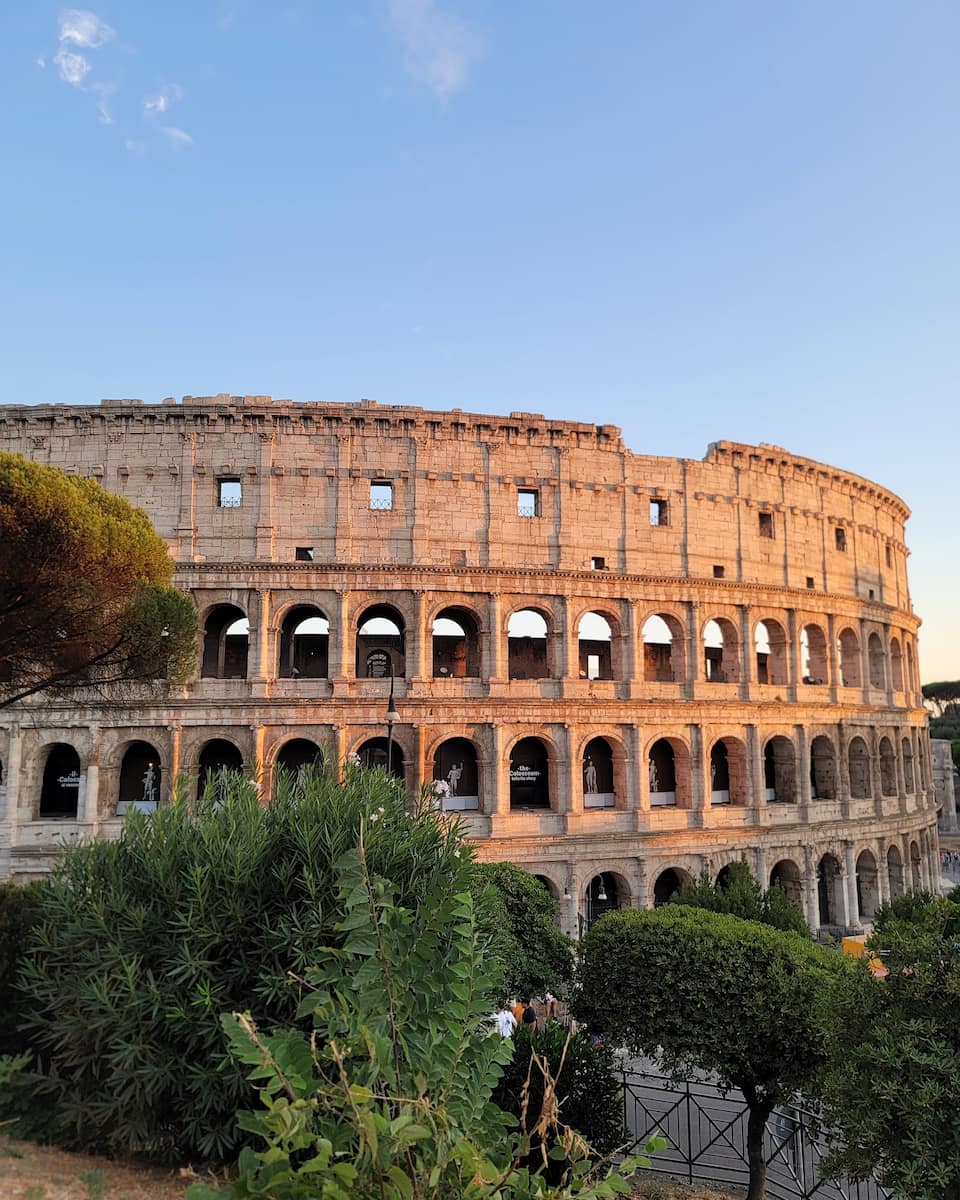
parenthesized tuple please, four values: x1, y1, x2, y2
(18, 763, 478, 1163)
(0, 880, 42, 1056)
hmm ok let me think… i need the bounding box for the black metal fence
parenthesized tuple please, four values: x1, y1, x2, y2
(618, 1065, 891, 1200)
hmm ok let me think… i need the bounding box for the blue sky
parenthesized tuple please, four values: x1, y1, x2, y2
(2, 2, 957, 677)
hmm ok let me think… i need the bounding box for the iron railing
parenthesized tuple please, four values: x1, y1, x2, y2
(618, 1066, 890, 1200)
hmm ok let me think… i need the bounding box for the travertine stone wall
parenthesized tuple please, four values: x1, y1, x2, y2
(0, 395, 936, 935)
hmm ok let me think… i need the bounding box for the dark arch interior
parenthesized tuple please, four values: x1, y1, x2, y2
(279, 607, 329, 679)
(275, 738, 325, 776)
(432, 608, 480, 677)
(197, 739, 244, 801)
(582, 736, 614, 803)
(653, 868, 685, 907)
(510, 737, 549, 809)
(202, 605, 249, 679)
(433, 737, 479, 808)
(357, 736, 405, 780)
(648, 738, 676, 798)
(40, 743, 81, 817)
(118, 740, 162, 812)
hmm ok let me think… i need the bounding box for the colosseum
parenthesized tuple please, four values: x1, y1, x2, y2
(0, 395, 939, 937)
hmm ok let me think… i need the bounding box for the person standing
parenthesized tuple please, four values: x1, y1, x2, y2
(494, 1002, 517, 1037)
(522, 998, 538, 1031)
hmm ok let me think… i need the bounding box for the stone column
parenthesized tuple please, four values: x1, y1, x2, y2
(876, 839, 890, 906)
(410, 590, 428, 681)
(486, 594, 504, 682)
(410, 723, 425, 799)
(633, 726, 650, 815)
(894, 724, 907, 812)
(837, 727, 851, 818)
(253, 588, 271, 681)
(746, 724, 766, 817)
(786, 608, 800, 701)
(859, 618, 872, 703)
(551, 597, 569, 681)
(738, 604, 754, 699)
(622, 724, 639, 810)
(6, 726, 22, 844)
(826, 612, 839, 703)
(796, 725, 812, 814)
(555, 724, 574, 815)
(620, 600, 638, 689)
(489, 724, 509, 817)
(688, 724, 706, 813)
(332, 591, 351, 681)
(630, 602, 647, 689)
(868, 728, 883, 816)
(844, 842, 860, 931)
(684, 600, 700, 698)
(803, 845, 820, 934)
(169, 724, 182, 804)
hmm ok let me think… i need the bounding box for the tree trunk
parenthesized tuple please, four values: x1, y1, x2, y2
(744, 1095, 773, 1200)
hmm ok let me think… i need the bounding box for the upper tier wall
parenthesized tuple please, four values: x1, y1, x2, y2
(0, 396, 911, 611)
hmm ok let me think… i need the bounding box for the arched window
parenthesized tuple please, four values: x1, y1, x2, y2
(755, 619, 787, 686)
(508, 610, 550, 680)
(703, 618, 739, 683)
(801, 625, 828, 684)
(582, 737, 615, 808)
(509, 737, 549, 809)
(879, 737, 897, 796)
(118, 741, 162, 813)
(764, 736, 796, 803)
(890, 637, 904, 691)
(279, 607, 329, 679)
(357, 737, 405, 780)
(847, 737, 871, 799)
(356, 606, 405, 678)
(586, 872, 623, 928)
(202, 605, 249, 679)
(648, 738, 677, 805)
(770, 859, 803, 909)
(838, 628, 861, 688)
(653, 867, 691, 907)
(40, 744, 81, 817)
(642, 614, 682, 682)
(868, 633, 885, 690)
(432, 608, 480, 678)
(817, 854, 843, 927)
(433, 738, 479, 810)
(709, 741, 729, 803)
(274, 739, 324, 778)
(709, 737, 747, 805)
(578, 612, 613, 680)
(856, 851, 880, 921)
(902, 738, 915, 793)
(810, 734, 837, 800)
(197, 739, 244, 802)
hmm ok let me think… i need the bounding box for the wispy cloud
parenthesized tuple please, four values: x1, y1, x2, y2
(161, 125, 193, 150)
(53, 46, 91, 86)
(143, 83, 184, 115)
(91, 81, 115, 124)
(36, 55, 46, 68)
(388, 0, 483, 100)
(58, 9, 115, 50)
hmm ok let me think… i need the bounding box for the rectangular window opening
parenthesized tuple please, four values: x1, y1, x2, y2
(885, 545, 892, 568)
(218, 478, 242, 508)
(712, 564, 725, 579)
(517, 488, 539, 518)
(650, 498, 669, 527)
(587, 654, 601, 680)
(835, 526, 847, 552)
(758, 511, 774, 538)
(295, 546, 314, 562)
(370, 481, 393, 510)
(591, 556, 606, 570)
(806, 576, 815, 589)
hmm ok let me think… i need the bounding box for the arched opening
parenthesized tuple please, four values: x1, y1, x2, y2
(356, 606, 405, 678)
(586, 872, 623, 928)
(770, 859, 803, 909)
(197, 739, 244, 802)
(709, 737, 747, 805)
(808, 735, 835, 800)
(578, 612, 613, 680)
(838, 628, 861, 688)
(703, 618, 739, 684)
(432, 737, 479, 810)
(582, 736, 615, 808)
(887, 845, 905, 899)
(642, 614, 682, 682)
(509, 737, 550, 809)
(653, 867, 691, 907)
(278, 607, 329, 678)
(39, 744, 81, 817)
(764, 736, 796, 803)
(801, 625, 828, 684)
(117, 741, 162, 813)
(533, 874, 560, 903)
(356, 737, 405, 780)
(856, 850, 880, 922)
(910, 840, 922, 890)
(847, 736, 872, 799)
(275, 738, 325, 777)
(817, 854, 843, 927)
(879, 737, 897, 796)
(648, 738, 677, 806)
(890, 637, 904, 691)
(868, 633, 885, 690)
(432, 608, 480, 678)
(902, 738, 915, 793)
(201, 605, 249, 679)
(755, 619, 787, 686)
(716, 863, 736, 889)
(508, 609, 550, 680)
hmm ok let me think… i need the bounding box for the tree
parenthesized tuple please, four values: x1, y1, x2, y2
(575, 906, 852, 1200)
(669, 860, 809, 936)
(821, 898, 960, 1200)
(922, 680, 960, 718)
(0, 452, 196, 706)
(471, 862, 576, 1001)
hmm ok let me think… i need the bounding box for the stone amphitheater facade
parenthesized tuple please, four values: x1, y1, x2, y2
(0, 395, 939, 936)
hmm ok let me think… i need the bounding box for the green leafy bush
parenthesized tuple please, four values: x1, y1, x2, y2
(492, 1022, 626, 1180)
(187, 842, 657, 1200)
(669, 860, 809, 936)
(871, 889, 956, 937)
(18, 765, 476, 1162)
(0, 880, 41, 1056)
(471, 862, 576, 1000)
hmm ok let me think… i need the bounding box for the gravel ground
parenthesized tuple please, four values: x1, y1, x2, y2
(0, 1138, 212, 1200)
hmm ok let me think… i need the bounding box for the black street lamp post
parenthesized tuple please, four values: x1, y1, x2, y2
(385, 663, 399, 776)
